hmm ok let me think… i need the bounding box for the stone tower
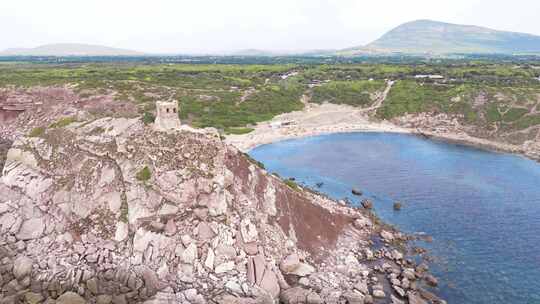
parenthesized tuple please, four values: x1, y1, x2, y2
(153, 101, 181, 132)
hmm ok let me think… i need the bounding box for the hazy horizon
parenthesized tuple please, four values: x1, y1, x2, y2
(2, 0, 540, 54)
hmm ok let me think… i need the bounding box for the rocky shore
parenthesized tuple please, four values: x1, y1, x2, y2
(0, 116, 444, 304)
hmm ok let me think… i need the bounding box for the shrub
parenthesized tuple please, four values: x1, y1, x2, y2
(142, 112, 155, 125)
(284, 179, 299, 190)
(225, 127, 254, 135)
(49, 116, 77, 128)
(136, 166, 151, 182)
(28, 127, 45, 137)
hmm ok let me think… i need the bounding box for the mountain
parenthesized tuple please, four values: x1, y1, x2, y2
(343, 20, 540, 55)
(0, 43, 143, 56)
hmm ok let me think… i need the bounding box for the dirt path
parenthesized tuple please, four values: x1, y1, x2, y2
(362, 80, 394, 113)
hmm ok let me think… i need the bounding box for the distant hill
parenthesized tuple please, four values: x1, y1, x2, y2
(342, 20, 540, 55)
(0, 43, 144, 56)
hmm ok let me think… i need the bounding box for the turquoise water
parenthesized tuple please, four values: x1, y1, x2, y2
(249, 132, 540, 304)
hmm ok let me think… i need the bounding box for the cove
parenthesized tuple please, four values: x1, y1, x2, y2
(249, 132, 540, 304)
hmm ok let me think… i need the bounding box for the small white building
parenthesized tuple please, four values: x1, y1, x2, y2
(153, 101, 182, 132)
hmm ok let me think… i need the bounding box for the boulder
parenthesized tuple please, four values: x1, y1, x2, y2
(280, 253, 300, 273)
(407, 292, 428, 304)
(13, 256, 33, 279)
(373, 290, 385, 298)
(352, 188, 363, 196)
(141, 266, 159, 296)
(164, 219, 177, 236)
(353, 217, 372, 229)
(280, 288, 305, 304)
(57, 292, 86, 304)
(342, 291, 365, 304)
(182, 243, 198, 264)
(196, 221, 215, 240)
(240, 218, 258, 243)
(361, 199, 373, 209)
(380, 230, 394, 242)
(215, 261, 235, 274)
(424, 274, 438, 286)
(289, 263, 315, 277)
(204, 248, 215, 270)
(393, 202, 402, 211)
(16, 218, 45, 240)
(114, 222, 129, 242)
(259, 268, 280, 299)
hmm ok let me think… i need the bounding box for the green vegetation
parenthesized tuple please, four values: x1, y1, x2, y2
(225, 127, 255, 135)
(136, 166, 151, 182)
(49, 117, 77, 129)
(0, 61, 539, 140)
(28, 127, 45, 137)
(142, 112, 155, 125)
(311, 80, 385, 106)
(284, 179, 299, 190)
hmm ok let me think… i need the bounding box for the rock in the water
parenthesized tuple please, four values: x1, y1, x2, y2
(393, 201, 402, 211)
(361, 199, 373, 209)
(57, 291, 86, 304)
(424, 274, 438, 286)
(352, 188, 363, 196)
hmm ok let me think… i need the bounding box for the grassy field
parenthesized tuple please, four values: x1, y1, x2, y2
(1, 62, 539, 135)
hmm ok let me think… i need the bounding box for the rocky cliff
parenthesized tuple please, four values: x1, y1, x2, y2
(0, 117, 441, 304)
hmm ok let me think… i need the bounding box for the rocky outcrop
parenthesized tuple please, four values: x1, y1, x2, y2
(0, 117, 443, 303)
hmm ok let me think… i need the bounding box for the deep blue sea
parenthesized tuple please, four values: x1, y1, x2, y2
(249, 132, 540, 304)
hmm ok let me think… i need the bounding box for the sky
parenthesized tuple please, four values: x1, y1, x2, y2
(1, 0, 540, 54)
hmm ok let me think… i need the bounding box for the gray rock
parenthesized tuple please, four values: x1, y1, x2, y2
(13, 256, 33, 279)
(181, 243, 198, 264)
(424, 274, 438, 286)
(354, 280, 369, 295)
(372, 290, 385, 298)
(196, 222, 215, 240)
(407, 292, 428, 304)
(342, 291, 365, 304)
(57, 291, 86, 304)
(215, 261, 235, 274)
(86, 277, 98, 294)
(97, 295, 112, 304)
(141, 266, 159, 296)
(16, 218, 45, 240)
(280, 253, 300, 273)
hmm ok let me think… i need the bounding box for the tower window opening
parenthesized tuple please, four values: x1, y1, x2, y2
(166, 108, 169, 113)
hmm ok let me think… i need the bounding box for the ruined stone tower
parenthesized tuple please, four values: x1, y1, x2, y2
(153, 100, 182, 132)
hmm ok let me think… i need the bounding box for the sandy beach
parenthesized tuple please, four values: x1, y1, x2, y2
(225, 102, 539, 161)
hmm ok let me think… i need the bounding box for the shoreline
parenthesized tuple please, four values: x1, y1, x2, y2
(225, 103, 539, 162)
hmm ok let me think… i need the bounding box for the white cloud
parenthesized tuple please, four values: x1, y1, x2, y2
(1, 0, 539, 53)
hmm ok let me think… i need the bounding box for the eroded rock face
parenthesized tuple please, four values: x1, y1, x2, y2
(0, 117, 442, 304)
